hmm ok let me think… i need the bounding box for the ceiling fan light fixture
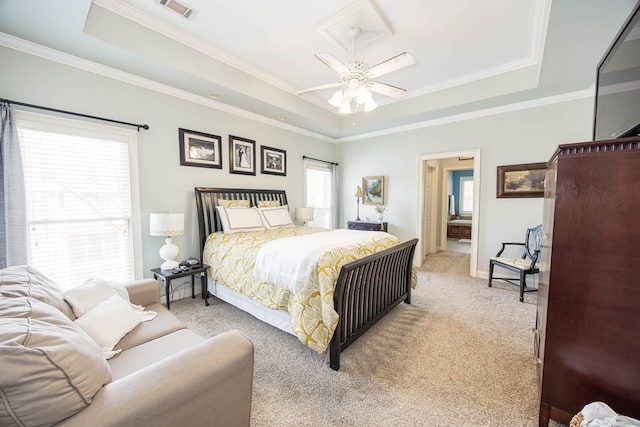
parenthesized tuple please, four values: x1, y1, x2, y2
(339, 98, 352, 114)
(356, 85, 372, 104)
(329, 90, 343, 107)
(364, 98, 378, 112)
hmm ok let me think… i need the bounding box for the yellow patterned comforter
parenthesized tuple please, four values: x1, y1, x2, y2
(202, 226, 400, 354)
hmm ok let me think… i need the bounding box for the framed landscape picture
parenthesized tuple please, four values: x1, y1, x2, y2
(229, 135, 256, 175)
(178, 128, 222, 169)
(496, 162, 547, 198)
(362, 176, 385, 205)
(260, 146, 286, 176)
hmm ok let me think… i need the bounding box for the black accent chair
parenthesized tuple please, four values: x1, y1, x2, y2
(488, 224, 542, 302)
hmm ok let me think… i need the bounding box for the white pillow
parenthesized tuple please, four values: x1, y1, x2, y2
(258, 205, 294, 229)
(215, 206, 265, 233)
(74, 294, 142, 357)
(64, 279, 118, 318)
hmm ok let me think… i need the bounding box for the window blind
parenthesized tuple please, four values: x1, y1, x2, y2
(305, 162, 332, 228)
(16, 112, 140, 289)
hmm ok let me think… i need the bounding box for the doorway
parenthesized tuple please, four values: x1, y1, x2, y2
(416, 149, 480, 277)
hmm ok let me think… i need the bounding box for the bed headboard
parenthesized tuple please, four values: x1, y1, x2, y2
(194, 187, 288, 256)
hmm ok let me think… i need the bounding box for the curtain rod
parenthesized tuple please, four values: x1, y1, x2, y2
(302, 155, 338, 166)
(1, 98, 149, 131)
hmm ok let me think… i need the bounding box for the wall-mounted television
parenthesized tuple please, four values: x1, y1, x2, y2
(593, 2, 640, 140)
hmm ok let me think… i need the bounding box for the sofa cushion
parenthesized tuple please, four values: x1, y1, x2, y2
(0, 297, 111, 427)
(0, 265, 75, 319)
(108, 328, 204, 380)
(114, 302, 185, 352)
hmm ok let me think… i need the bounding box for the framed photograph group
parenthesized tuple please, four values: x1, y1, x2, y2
(496, 162, 547, 198)
(178, 128, 222, 169)
(178, 129, 287, 177)
(362, 176, 385, 205)
(260, 146, 286, 176)
(229, 135, 256, 175)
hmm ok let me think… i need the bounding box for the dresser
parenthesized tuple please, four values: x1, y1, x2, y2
(347, 220, 388, 232)
(535, 137, 640, 426)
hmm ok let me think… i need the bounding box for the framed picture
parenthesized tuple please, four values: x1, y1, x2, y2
(260, 146, 286, 176)
(362, 176, 385, 205)
(229, 135, 256, 175)
(178, 128, 222, 169)
(496, 162, 547, 198)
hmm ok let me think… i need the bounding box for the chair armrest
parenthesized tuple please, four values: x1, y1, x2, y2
(58, 330, 254, 427)
(124, 279, 161, 306)
(496, 242, 525, 257)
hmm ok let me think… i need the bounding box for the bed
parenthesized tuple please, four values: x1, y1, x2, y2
(194, 187, 417, 370)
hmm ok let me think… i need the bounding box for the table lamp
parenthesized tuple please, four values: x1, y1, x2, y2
(355, 186, 364, 221)
(150, 213, 184, 270)
(295, 207, 314, 225)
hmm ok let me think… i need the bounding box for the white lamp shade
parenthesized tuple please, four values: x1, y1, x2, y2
(295, 207, 314, 222)
(150, 213, 184, 236)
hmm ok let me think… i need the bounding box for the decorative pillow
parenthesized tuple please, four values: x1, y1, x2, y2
(64, 278, 135, 318)
(0, 297, 111, 427)
(74, 294, 143, 358)
(218, 199, 250, 208)
(258, 205, 294, 229)
(0, 265, 75, 320)
(215, 206, 265, 233)
(257, 200, 280, 208)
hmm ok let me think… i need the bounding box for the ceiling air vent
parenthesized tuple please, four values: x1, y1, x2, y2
(156, 0, 197, 20)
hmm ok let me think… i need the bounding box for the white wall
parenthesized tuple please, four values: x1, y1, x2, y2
(0, 46, 336, 280)
(336, 96, 595, 276)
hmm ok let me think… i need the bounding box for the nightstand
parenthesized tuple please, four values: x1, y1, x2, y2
(151, 265, 209, 310)
(347, 220, 388, 232)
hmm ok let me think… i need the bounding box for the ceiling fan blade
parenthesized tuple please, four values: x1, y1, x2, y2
(296, 82, 342, 95)
(365, 52, 416, 79)
(368, 81, 407, 99)
(315, 53, 349, 74)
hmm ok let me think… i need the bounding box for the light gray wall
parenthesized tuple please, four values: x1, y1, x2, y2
(0, 35, 611, 280)
(336, 97, 595, 276)
(0, 46, 336, 279)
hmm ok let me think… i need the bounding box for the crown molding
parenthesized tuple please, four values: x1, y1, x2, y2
(93, 0, 298, 94)
(0, 32, 334, 143)
(337, 87, 594, 143)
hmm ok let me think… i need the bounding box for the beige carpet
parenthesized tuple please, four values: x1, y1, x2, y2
(170, 250, 541, 426)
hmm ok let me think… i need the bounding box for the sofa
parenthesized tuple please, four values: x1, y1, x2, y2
(0, 265, 254, 427)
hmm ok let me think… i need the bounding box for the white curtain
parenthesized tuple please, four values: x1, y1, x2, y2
(330, 163, 339, 228)
(0, 102, 28, 268)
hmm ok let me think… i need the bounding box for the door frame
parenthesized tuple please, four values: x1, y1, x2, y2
(416, 148, 481, 277)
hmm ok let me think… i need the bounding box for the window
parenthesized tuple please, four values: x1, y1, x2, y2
(304, 160, 334, 228)
(460, 176, 474, 214)
(15, 111, 141, 289)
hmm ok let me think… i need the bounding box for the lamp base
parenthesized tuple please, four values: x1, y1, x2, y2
(160, 259, 179, 270)
(158, 237, 179, 271)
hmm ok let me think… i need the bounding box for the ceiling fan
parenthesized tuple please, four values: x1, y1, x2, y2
(297, 27, 415, 113)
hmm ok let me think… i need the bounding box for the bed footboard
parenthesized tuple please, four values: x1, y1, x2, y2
(330, 238, 418, 370)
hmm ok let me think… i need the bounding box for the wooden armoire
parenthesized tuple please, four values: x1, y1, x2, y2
(536, 137, 640, 426)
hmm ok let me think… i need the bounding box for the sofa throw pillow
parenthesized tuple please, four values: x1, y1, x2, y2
(215, 206, 265, 233)
(0, 297, 111, 427)
(258, 205, 294, 229)
(64, 278, 139, 318)
(74, 294, 143, 358)
(0, 265, 76, 320)
(218, 199, 250, 208)
(64, 278, 119, 317)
